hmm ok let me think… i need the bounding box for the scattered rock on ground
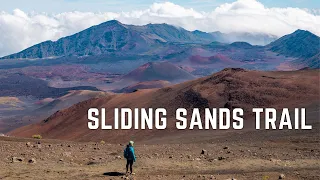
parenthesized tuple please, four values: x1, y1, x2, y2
(28, 158, 36, 164)
(116, 156, 122, 159)
(12, 157, 23, 163)
(201, 149, 207, 155)
(279, 174, 285, 179)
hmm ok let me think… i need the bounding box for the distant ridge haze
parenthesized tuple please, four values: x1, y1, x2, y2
(1, 20, 278, 59)
(0, 0, 319, 57)
(1, 20, 319, 71)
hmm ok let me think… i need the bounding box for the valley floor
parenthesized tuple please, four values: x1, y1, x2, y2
(0, 121, 319, 180)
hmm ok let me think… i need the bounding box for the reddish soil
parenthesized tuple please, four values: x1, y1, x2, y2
(9, 68, 320, 142)
(121, 62, 195, 82)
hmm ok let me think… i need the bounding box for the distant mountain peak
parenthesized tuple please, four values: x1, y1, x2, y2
(290, 29, 319, 38)
(293, 29, 310, 33)
(1, 20, 311, 60)
(98, 19, 125, 28)
(268, 29, 320, 59)
(0, 20, 218, 59)
(104, 19, 122, 25)
(229, 42, 253, 48)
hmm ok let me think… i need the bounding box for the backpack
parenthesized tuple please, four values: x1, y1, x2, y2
(124, 146, 129, 159)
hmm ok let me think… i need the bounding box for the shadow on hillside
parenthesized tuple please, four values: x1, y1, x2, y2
(103, 172, 125, 176)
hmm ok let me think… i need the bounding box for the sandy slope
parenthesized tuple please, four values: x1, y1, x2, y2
(9, 68, 320, 142)
(1, 111, 319, 180)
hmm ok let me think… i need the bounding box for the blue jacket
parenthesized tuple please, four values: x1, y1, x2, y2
(124, 146, 136, 162)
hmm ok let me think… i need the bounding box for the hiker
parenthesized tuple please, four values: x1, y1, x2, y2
(124, 141, 136, 174)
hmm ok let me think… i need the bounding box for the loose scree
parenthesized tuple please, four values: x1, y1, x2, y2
(88, 108, 312, 130)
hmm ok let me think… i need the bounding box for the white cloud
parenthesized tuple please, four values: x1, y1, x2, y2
(0, 0, 319, 57)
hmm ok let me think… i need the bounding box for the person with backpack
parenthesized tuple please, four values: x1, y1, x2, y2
(124, 141, 136, 175)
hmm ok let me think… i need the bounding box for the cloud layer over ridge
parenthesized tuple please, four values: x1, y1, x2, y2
(0, 0, 319, 57)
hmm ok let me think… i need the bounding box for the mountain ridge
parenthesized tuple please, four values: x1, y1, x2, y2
(1, 22, 318, 71)
(1, 20, 281, 60)
(1, 20, 217, 59)
(267, 29, 320, 58)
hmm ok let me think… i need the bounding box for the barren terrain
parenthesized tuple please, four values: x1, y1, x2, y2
(10, 69, 320, 142)
(2, 69, 319, 180)
(1, 113, 319, 180)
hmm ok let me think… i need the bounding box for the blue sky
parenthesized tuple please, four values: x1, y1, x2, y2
(1, 0, 319, 13)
